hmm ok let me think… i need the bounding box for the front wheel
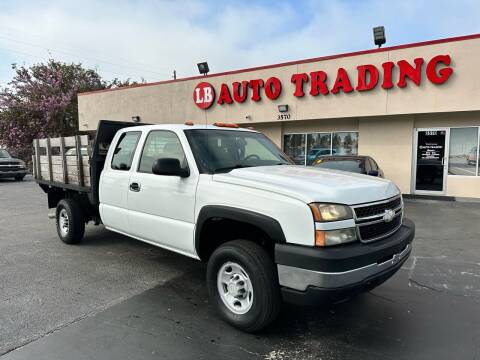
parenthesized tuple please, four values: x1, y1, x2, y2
(207, 240, 281, 332)
(56, 199, 85, 244)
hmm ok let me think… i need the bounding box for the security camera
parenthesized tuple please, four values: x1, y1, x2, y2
(245, 114, 251, 120)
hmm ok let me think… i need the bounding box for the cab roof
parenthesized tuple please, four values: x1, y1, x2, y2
(131, 123, 258, 133)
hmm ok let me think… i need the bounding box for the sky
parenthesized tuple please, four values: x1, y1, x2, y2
(0, 0, 479, 86)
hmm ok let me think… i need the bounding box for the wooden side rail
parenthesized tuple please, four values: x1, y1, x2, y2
(32, 135, 91, 188)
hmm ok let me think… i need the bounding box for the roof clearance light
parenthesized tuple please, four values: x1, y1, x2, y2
(184, 121, 194, 126)
(213, 122, 239, 128)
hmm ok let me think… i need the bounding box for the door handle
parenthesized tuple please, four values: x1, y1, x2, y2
(129, 182, 141, 192)
(441, 157, 446, 166)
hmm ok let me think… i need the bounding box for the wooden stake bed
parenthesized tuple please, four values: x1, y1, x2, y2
(32, 135, 92, 191)
(32, 120, 146, 210)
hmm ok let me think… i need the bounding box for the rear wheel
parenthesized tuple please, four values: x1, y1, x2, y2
(207, 240, 281, 332)
(56, 199, 85, 244)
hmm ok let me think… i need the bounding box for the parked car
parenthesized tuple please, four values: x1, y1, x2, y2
(65, 147, 88, 156)
(307, 148, 336, 164)
(467, 146, 478, 165)
(312, 155, 384, 177)
(0, 148, 27, 181)
(33, 121, 414, 332)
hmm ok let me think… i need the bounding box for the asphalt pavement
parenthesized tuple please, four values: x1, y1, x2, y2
(1, 177, 480, 359)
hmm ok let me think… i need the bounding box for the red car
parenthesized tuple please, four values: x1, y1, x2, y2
(467, 146, 478, 165)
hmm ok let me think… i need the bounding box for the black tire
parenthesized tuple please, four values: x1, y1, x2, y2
(207, 240, 281, 332)
(55, 199, 85, 244)
(14, 175, 25, 181)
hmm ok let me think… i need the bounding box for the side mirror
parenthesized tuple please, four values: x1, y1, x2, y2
(152, 158, 190, 178)
(368, 170, 379, 177)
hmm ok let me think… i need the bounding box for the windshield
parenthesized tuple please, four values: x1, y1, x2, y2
(0, 149, 11, 158)
(184, 129, 292, 173)
(315, 158, 365, 173)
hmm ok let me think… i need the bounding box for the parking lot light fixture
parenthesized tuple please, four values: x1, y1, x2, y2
(197, 62, 209, 76)
(373, 26, 386, 48)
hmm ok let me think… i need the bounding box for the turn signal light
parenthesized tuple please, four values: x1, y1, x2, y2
(213, 122, 239, 128)
(315, 230, 326, 247)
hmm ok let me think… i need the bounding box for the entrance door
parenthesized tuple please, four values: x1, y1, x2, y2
(414, 129, 448, 194)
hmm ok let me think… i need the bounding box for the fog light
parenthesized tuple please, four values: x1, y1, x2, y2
(315, 228, 357, 247)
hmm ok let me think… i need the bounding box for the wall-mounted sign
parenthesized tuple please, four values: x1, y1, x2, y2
(193, 82, 215, 109)
(192, 54, 453, 109)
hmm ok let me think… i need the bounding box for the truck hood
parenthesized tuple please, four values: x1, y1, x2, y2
(0, 157, 21, 163)
(213, 165, 399, 205)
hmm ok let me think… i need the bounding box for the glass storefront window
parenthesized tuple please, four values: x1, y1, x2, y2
(448, 127, 479, 176)
(283, 134, 306, 165)
(306, 133, 331, 165)
(332, 132, 358, 155)
(283, 131, 359, 166)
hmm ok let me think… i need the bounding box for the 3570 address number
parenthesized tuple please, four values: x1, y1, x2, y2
(277, 114, 291, 120)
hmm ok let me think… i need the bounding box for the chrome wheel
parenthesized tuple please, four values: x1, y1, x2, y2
(217, 261, 253, 315)
(58, 208, 70, 237)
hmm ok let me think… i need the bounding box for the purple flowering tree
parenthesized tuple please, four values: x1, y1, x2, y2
(0, 60, 139, 162)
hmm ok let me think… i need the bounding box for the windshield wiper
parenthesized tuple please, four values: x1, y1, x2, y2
(212, 164, 251, 173)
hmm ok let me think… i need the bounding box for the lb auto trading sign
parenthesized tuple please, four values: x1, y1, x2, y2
(193, 54, 453, 109)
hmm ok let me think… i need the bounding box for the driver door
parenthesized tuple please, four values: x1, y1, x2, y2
(127, 130, 198, 255)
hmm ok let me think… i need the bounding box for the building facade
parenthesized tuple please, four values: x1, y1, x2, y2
(78, 34, 480, 198)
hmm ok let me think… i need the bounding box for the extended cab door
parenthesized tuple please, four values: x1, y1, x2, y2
(99, 130, 142, 234)
(127, 129, 199, 256)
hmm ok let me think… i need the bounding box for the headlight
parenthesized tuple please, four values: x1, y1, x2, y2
(309, 203, 353, 222)
(315, 228, 357, 247)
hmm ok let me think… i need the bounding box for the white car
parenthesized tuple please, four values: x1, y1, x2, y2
(33, 121, 414, 332)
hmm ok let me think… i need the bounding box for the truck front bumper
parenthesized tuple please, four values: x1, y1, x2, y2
(275, 218, 415, 305)
(0, 170, 27, 178)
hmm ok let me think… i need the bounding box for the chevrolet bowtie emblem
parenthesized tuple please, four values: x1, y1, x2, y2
(383, 209, 395, 222)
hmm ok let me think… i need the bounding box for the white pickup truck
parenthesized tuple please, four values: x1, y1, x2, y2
(33, 121, 414, 332)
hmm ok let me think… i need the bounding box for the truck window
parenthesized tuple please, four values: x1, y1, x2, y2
(138, 130, 187, 173)
(111, 131, 141, 170)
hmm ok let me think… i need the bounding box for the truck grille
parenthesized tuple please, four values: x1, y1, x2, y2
(358, 215, 402, 241)
(0, 163, 22, 171)
(352, 195, 403, 243)
(354, 197, 402, 219)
